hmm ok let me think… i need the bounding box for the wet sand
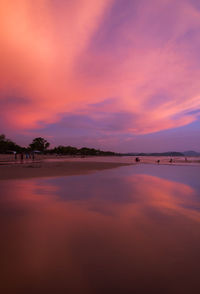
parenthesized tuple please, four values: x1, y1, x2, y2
(0, 160, 132, 180)
(1, 164, 200, 294)
(1, 154, 200, 181)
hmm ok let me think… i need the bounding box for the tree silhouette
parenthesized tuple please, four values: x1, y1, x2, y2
(0, 134, 6, 142)
(0, 134, 21, 153)
(29, 137, 50, 152)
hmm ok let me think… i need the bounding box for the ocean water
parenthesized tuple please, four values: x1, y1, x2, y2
(0, 164, 200, 294)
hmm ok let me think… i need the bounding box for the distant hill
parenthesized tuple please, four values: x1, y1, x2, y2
(183, 150, 200, 156)
(123, 152, 184, 156)
(124, 151, 200, 157)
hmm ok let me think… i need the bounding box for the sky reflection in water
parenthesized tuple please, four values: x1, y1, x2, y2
(0, 165, 200, 294)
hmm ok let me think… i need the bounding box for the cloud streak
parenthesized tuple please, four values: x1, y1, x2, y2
(1, 0, 200, 142)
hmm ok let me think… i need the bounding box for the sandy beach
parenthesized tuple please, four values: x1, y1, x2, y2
(1, 154, 200, 180)
(0, 160, 132, 180)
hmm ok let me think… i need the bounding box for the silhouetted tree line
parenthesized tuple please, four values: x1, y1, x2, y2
(50, 146, 117, 156)
(0, 134, 118, 156)
(0, 134, 22, 153)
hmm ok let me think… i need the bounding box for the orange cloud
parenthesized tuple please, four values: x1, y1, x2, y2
(0, 0, 113, 127)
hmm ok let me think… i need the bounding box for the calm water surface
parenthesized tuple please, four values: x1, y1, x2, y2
(1, 165, 200, 294)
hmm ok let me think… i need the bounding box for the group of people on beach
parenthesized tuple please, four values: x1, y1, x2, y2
(14, 152, 35, 162)
(135, 157, 178, 164)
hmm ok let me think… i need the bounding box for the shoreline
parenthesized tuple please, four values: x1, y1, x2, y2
(0, 155, 200, 181)
(0, 161, 132, 181)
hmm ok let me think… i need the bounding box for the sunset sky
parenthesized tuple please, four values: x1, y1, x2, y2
(1, 0, 200, 152)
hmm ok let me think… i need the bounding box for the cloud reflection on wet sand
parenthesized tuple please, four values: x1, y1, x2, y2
(0, 172, 200, 293)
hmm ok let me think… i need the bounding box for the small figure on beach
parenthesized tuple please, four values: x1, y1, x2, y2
(169, 158, 173, 163)
(20, 153, 24, 162)
(157, 159, 160, 164)
(135, 157, 140, 162)
(14, 152, 17, 161)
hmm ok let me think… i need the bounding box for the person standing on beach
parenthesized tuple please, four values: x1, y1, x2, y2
(20, 153, 24, 163)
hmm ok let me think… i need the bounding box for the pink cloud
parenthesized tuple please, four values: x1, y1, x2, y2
(1, 0, 200, 135)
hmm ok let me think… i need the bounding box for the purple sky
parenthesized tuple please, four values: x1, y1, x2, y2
(1, 0, 200, 151)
